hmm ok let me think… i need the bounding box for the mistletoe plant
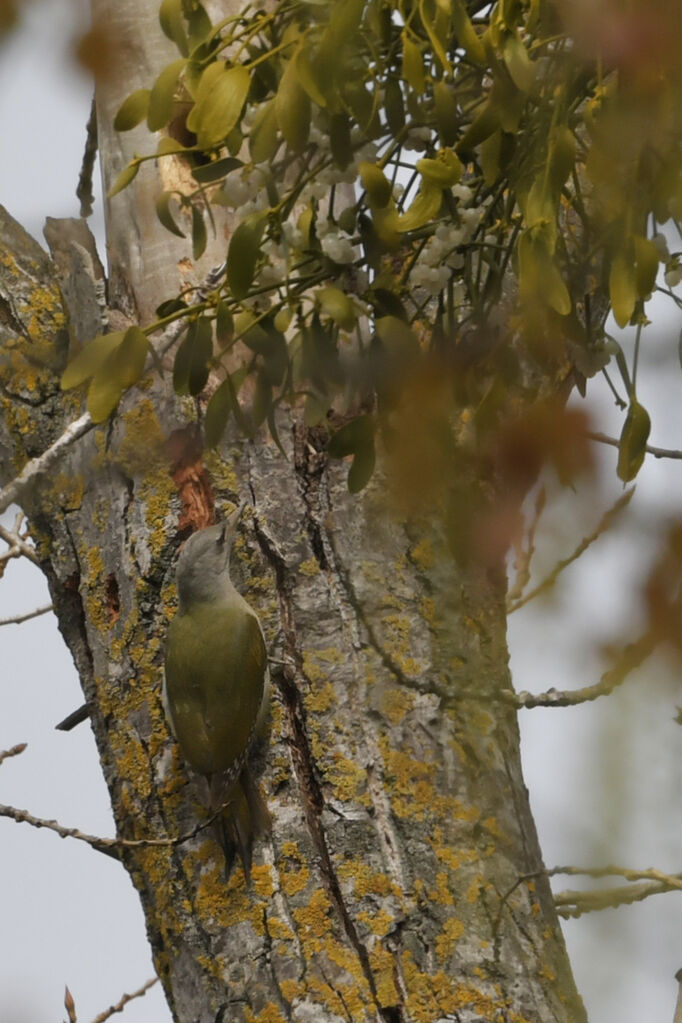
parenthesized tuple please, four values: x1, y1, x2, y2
(62, 0, 681, 491)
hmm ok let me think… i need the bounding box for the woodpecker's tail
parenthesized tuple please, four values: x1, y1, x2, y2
(211, 769, 271, 883)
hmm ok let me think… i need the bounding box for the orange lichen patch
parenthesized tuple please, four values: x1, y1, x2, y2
(380, 741, 437, 821)
(427, 871, 455, 907)
(280, 863, 310, 897)
(278, 979, 302, 1004)
(166, 425, 215, 532)
(244, 1002, 288, 1023)
(337, 859, 401, 900)
(435, 918, 465, 961)
(357, 907, 395, 937)
(305, 680, 336, 713)
(193, 859, 265, 932)
(369, 944, 399, 1006)
(265, 916, 295, 941)
(326, 752, 368, 804)
(252, 864, 275, 900)
(401, 949, 529, 1023)
(291, 888, 332, 942)
(380, 685, 415, 724)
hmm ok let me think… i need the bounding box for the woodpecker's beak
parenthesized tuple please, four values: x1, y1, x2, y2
(225, 500, 247, 533)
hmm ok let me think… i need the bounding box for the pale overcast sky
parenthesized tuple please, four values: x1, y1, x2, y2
(1, 3, 680, 1023)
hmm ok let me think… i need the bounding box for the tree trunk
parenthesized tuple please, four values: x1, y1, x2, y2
(0, 0, 588, 1018)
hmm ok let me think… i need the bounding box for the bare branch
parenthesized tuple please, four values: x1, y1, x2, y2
(0, 743, 27, 765)
(0, 509, 39, 566)
(505, 631, 656, 709)
(0, 796, 232, 857)
(0, 603, 53, 627)
(507, 486, 546, 606)
(56, 703, 91, 731)
(89, 978, 158, 1023)
(0, 412, 94, 516)
(508, 487, 635, 613)
(588, 430, 682, 461)
(550, 864, 682, 918)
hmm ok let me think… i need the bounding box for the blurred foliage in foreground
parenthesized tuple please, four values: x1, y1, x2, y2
(61, 0, 681, 498)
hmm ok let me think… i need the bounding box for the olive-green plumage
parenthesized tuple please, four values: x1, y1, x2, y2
(163, 505, 270, 879)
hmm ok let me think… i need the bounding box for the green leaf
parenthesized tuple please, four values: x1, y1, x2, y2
(456, 102, 500, 155)
(186, 3, 212, 51)
(295, 46, 328, 107)
(187, 64, 250, 149)
(617, 400, 650, 482)
(547, 125, 576, 195)
(191, 205, 207, 260)
(216, 300, 234, 346)
(402, 32, 425, 95)
(451, 0, 486, 64)
(275, 59, 311, 153)
(375, 316, 419, 357)
(87, 372, 123, 424)
(418, 0, 451, 74)
(304, 391, 329, 426)
(610, 248, 637, 328)
(148, 58, 186, 131)
(433, 80, 458, 146)
(109, 326, 149, 389)
(328, 415, 376, 492)
(61, 332, 126, 390)
(416, 148, 462, 188)
(205, 378, 233, 447)
(330, 114, 353, 170)
(114, 89, 151, 131)
(227, 217, 265, 300)
(359, 162, 392, 208)
(518, 231, 571, 315)
(159, 0, 188, 55)
(396, 182, 443, 232)
(502, 32, 535, 93)
(156, 297, 187, 318)
(634, 235, 660, 299)
(328, 414, 374, 458)
(384, 77, 405, 138)
(251, 370, 271, 428)
(107, 161, 140, 198)
(156, 191, 186, 238)
(317, 286, 356, 331)
(191, 157, 242, 183)
(249, 100, 279, 164)
(173, 318, 213, 395)
(348, 436, 376, 493)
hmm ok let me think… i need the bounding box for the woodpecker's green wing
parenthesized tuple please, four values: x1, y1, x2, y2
(164, 600, 266, 777)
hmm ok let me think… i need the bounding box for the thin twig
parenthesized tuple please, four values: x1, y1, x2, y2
(588, 430, 682, 461)
(507, 486, 546, 605)
(508, 487, 635, 613)
(89, 978, 159, 1023)
(551, 863, 682, 917)
(0, 603, 53, 626)
(77, 95, 98, 218)
(0, 743, 28, 765)
(0, 794, 237, 858)
(504, 630, 657, 708)
(0, 509, 39, 566)
(0, 412, 94, 515)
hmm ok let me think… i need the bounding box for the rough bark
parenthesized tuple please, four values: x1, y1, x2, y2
(0, 199, 586, 1023)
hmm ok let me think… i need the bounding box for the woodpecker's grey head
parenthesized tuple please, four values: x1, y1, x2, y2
(175, 503, 245, 609)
